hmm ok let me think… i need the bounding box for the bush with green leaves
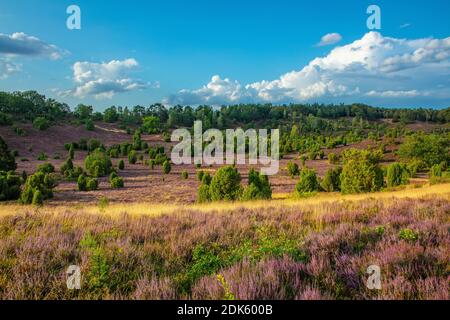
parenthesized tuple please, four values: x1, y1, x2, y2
(398, 133, 449, 168)
(197, 173, 212, 203)
(386, 163, 410, 188)
(197, 170, 205, 181)
(37, 152, 47, 161)
(85, 119, 95, 131)
(241, 168, 272, 201)
(209, 166, 242, 201)
(340, 149, 384, 194)
(128, 150, 137, 164)
(328, 153, 339, 165)
(84, 149, 112, 177)
(20, 171, 56, 204)
(162, 160, 171, 174)
(0, 136, 16, 172)
(110, 176, 124, 189)
(32, 190, 43, 206)
(118, 159, 125, 170)
(181, 171, 189, 179)
(0, 171, 21, 201)
(320, 167, 342, 192)
(36, 162, 55, 174)
(32, 117, 50, 130)
(132, 129, 143, 150)
(286, 161, 300, 178)
(88, 139, 102, 152)
(78, 174, 99, 192)
(295, 168, 319, 196)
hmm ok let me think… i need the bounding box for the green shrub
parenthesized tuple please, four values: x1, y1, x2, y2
(86, 178, 99, 191)
(128, 150, 137, 164)
(0, 171, 21, 201)
(162, 160, 171, 174)
(286, 161, 300, 178)
(36, 162, 55, 174)
(0, 137, 16, 172)
(399, 228, 418, 242)
(181, 171, 189, 179)
(320, 167, 342, 192)
(13, 127, 26, 136)
(340, 149, 383, 194)
(197, 170, 205, 181)
(118, 159, 125, 170)
(110, 177, 124, 189)
(295, 168, 319, 195)
(88, 139, 102, 152)
(20, 172, 55, 204)
(33, 117, 50, 130)
(77, 174, 87, 191)
(85, 119, 95, 131)
(209, 166, 242, 201)
(37, 152, 47, 161)
(386, 163, 410, 188)
(398, 133, 449, 168)
(32, 190, 43, 206)
(84, 149, 112, 177)
(328, 153, 339, 165)
(197, 174, 212, 203)
(241, 168, 272, 201)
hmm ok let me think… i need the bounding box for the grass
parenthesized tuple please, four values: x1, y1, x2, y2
(0, 183, 448, 218)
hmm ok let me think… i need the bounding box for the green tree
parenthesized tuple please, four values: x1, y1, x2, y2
(386, 163, 410, 188)
(209, 166, 242, 201)
(320, 167, 342, 192)
(0, 137, 16, 172)
(340, 149, 383, 194)
(162, 160, 171, 174)
(33, 117, 50, 130)
(118, 159, 125, 170)
(84, 149, 112, 177)
(241, 168, 272, 200)
(128, 150, 137, 164)
(286, 161, 300, 178)
(398, 133, 449, 168)
(295, 168, 319, 195)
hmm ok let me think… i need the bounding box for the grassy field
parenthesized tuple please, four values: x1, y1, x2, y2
(0, 183, 448, 300)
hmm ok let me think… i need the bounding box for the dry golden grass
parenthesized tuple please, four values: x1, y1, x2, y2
(0, 183, 448, 219)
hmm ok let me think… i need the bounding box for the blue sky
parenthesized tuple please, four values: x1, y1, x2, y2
(0, 0, 449, 110)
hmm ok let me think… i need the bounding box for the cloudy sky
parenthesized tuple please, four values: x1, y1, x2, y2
(0, 0, 449, 110)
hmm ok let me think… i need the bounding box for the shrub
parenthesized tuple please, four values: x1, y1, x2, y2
(295, 168, 319, 195)
(110, 177, 124, 189)
(118, 159, 125, 170)
(36, 162, 55, 174)
(33, 117, 50, 130)
(286, 161, 300, 178)
(340, 149, 384, 194)
(14, 127, 26, 136)
(37, 152, 47, 161)
(181, 171, 189, 179)
(88, 139, 102, 152)
(133, 129, 142, 150)
(0, 171, 21, 201)
(0, 137, 16, 172)
(308, 151, 317, 161)
(399, 228, 418, 242)
(241, 168, 272, 201)
(85, 119, 95, 131)
(84, 149, 112, 177)
(60, 158, 74, 175)
(86, 178, 99, 191)
(197, 170, 205, 181)
(406, 159, 425, 177)
(320, 167, 342, 192)
(197, 173, 212, 203)
(77, 174, 87, 191)
(386, 163, 410, 188)
(148, 148, 157, 159)
(209, 166, 242, 201)
(318, 150, 325, 160)
(162, 160, 171, 174)
(398, 133, 449, 168)
(32, 190, 43, 206)
(20, 172, 55, 204)
(128, 150, 137, 164)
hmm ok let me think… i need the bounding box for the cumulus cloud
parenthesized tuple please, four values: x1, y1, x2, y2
(317, 33, 342, 46)
(166, 32, 450, 106)
(62, 58, 147, 99)
(0, 58, 21, 79)
(0, 32, 65, 59)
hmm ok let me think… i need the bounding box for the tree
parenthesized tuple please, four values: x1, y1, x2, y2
(69, 144, 75, 160)
(0, 136, 16, 172)
(340, 149, 383, 194)
(142, 116, 161, 134)
(32, 117, 50, 130)
(128, 150, 137, 164)
(84, 149, 112, 177)
(110, 176, 124, 189)
(197, 173, 212, 203)
(386, 163, 410, 188)
(162, 160, 171, 174)
(103, 106, 119, 123)
(77, 174, 87, 191)
(398, 133, 449, 168)
(295, 168, 319, 195)
(32, 190, 43, 206)
(85, 119, 95, 131)
(241, 168, 272, 200)
(74, 104, 93, 119)
(287, 161, 300, 178)
(0, 171, 21, 201)
(118, 159, 125, 170)
(209, 166, 242, 201)
(320, 167, 342, 192)
(20, 172, 56, 204)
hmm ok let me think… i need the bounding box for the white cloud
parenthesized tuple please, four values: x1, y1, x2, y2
(0, 32, 65, 59)
(0, 58, 21, 79)
(317, 33, 342, 46)
(62, 58, 147, 99)
(166, 32, 450, 106)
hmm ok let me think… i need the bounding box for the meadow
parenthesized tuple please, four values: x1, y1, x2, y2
(0, 184, 448, 300)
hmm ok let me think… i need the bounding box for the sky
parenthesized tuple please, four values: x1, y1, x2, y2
(0, 0, 449, 110)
